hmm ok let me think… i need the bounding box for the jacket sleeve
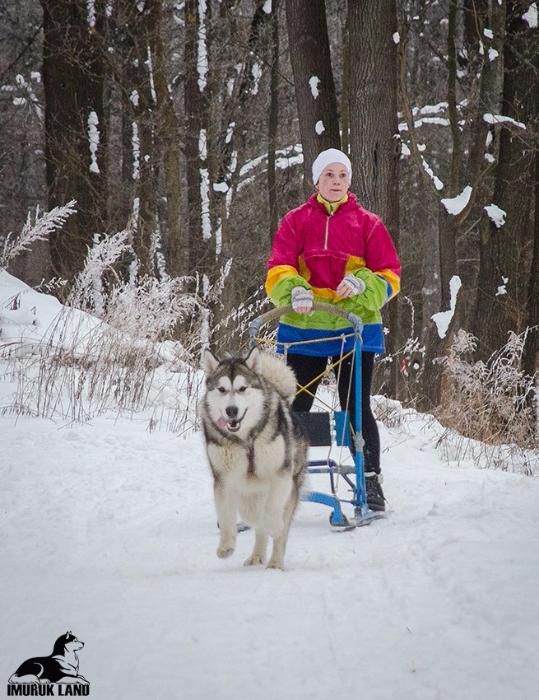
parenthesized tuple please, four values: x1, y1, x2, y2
(349, 218, 401, 313)
(265, 213, 311, 307)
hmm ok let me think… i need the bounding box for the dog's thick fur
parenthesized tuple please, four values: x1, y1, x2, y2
(8, 632, 89, 685)
(200, 347, 308, 570)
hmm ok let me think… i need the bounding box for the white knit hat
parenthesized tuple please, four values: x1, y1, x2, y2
(311, 148, 352, 185)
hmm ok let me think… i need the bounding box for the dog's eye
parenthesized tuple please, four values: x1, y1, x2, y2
(217, 387, 227, 394)
(237, 386, 247, 393)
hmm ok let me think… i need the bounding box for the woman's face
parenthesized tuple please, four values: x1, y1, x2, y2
(316, 163, 350, 202)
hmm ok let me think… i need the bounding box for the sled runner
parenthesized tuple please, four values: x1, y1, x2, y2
(249, 302, 384, 530)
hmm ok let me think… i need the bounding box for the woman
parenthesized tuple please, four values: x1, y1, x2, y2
(265, 148, 401, 511)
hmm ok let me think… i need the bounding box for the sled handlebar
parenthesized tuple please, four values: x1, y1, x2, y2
(248, 302, 363, 343)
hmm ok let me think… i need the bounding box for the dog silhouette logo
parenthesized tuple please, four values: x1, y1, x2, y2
(7, 631, 90, 696)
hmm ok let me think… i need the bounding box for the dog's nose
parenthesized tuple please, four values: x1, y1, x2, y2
(225, 406, 238, 418)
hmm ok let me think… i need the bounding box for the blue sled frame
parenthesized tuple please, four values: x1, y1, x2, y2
(248, 301, 384, 530)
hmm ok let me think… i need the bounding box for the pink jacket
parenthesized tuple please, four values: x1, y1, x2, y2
(265, 193, 400, 354)
(266, 193, 400, 304)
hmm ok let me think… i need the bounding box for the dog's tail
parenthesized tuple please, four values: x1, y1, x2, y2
(257, 352, 297, 404)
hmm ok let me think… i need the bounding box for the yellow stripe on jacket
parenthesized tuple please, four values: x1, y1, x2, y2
(344, 256, 400, 299)
(375, 268, 401, 298)
(265, 264, 302, 296)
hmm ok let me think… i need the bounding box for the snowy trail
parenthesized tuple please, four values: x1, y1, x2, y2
(1, 415, 539, 700)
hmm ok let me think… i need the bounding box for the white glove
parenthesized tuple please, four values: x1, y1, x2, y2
(336, 274, 366, 298)
(291, 286, 313, 314)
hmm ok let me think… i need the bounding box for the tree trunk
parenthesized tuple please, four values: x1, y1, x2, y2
(473, 0, 537, 358)
(347, 0, 400, 396)
(285, 0, 340, 194)
(148, 0, 185, 277)
(210, 1, 274, 343)
(436, 0, 461, 311)
(268, 0, 280, 239)
(447, 0, 461, 196)
(348, 0, 399, 229)
(396, 9, 441, 353)
(115, 0, 159, 278)
(524, 146, 539, 382)
(42, 0, 107, 281)
(184, 0, 213, 276)
(421, 0, 504, 409)
(463, 0, 489, 65)
(448, 0, 503, 334)
(341, 12, 350, 157)
(212, 0, 272, 254)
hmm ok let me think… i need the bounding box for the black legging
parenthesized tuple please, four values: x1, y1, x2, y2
(286, 351, 381, 474)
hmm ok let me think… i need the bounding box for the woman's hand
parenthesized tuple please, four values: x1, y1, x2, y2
(291, 287, 314, 314)
(336, 274, 366, 298)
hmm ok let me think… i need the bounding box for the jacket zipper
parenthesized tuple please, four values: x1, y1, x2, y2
(324, 213, 333, 249)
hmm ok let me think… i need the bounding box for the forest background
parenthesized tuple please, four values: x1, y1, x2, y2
(0, 0, 537, 445)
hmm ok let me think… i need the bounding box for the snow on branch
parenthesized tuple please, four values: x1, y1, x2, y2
(0, 201, 77, 270)
(441, 186, 472, 215)
(484, 204, 507, 229)
(250, 63, 262, 95)
(432, 275, 462, 338)
(88, 110, 100, 174)
(309, 76, 320, 99)
(146, 46, 157, 103)
(87, 0, 96, 28)
(421, 156, 444, 191)
(239, 144, 302, 180)
(3, 73, 44, 122)
(522, 4, 537, 28)
(483, 113, 527, 130)
(197, 0, 209, 92)
(398, 100, 469, 132)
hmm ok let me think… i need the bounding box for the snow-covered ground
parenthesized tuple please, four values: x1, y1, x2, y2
(2, 413, 539, 699)
(2, 271, 539, 699)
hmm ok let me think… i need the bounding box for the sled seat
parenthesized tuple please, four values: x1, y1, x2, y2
(295, 411, 356, 476)
(295, 410, 351, 447)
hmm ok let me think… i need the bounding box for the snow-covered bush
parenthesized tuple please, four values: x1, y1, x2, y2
(437, 329, 537, 451)
(68, 228, 132, 317)
(0, 201, 77, 270)
(68, 227, 200, 351)
(372, 394, 537, 475)
(1, 210, 208, 430)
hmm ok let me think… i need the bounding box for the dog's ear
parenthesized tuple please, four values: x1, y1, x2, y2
(202, 348, 220, 374)
(244, 346, 260, 372)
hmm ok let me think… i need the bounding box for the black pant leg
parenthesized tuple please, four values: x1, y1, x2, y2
(333, 350, 381, 474)
(360, 352, 381, 474)
(286, 354, 328, 412)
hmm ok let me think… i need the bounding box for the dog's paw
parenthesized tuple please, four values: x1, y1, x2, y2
(243, 554, 265, 567)
(266, 558, 285, 571)
(217, 544, 235, 558)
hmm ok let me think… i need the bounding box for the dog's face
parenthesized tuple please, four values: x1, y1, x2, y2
(53, 632, 84, 655)
(65, 637, 84, 652)
(203, 348, 265, 437)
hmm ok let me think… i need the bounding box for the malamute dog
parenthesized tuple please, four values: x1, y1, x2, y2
(8, 632, 89, 685)
(200, 347, 308, 570)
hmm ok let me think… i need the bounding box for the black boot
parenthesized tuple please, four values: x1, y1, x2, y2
(365, 472, 386, 512)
